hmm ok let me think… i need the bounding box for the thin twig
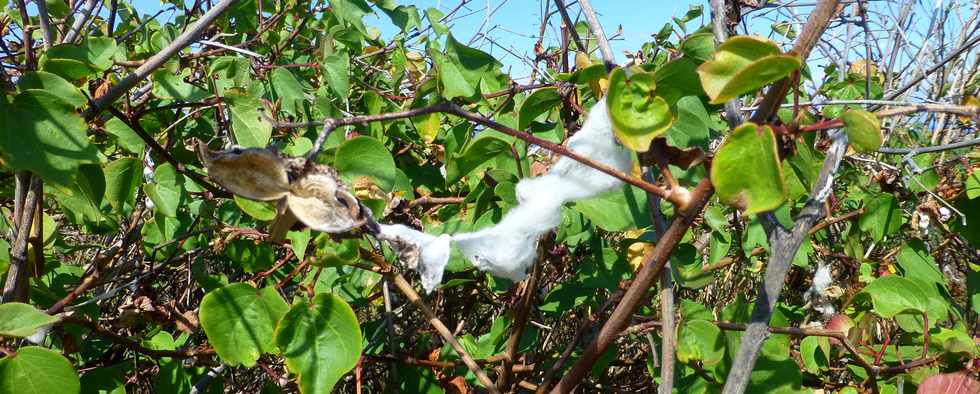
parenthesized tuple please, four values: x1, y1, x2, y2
(279, 102, 688, 207)
(85, 0, 241, 120)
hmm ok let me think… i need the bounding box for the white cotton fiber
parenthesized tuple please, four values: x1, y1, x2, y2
(379, 224, 452, 293)
(386, 99, 633, 292)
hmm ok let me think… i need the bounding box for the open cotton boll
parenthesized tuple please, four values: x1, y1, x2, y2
(384, 98, 634, 291)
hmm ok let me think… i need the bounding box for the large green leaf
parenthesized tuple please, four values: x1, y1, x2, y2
(104, 158, 142, 213)
(570, 185, 651, 231)
(275, 293, 361, 394)
(199, 283, 289, 367)
(665, 95, 711, 150)
(895, 241, 945, 287)
(0, 303, 58, 338)
(376, 2, 422, 33)
(321, 51, 350, 102)
(0, 346, 80, 394)
(152, 69, 210, 101)
(328, 0, 372, 35)
(697, 35, 801, 104)
(40, 37, 118, 80)
(269, 68, 306, 117)
(0, 90, 101, 186)
(606, 68, 673, 151)
(431, 34, 503, 100)
(676, 320, 725, 369)
(710, 122, 786, 214)
(144, 163, 185, 218)
(858, 193, 901, 242)
(225, 89, 273, 148)
(16, 71, 86, 108)
(518, 88, 562, 130)
(104, 117, 145, 154)
(841, 109, 882, 152)
(445, 133, 511, 184)
(860, 275, 928, 318)
(334, 136, 396, 191)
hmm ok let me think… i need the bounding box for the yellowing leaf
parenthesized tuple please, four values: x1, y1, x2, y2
(697, 36, 801, 104)
(606, 68, 673, 152)
(710, 122, 787, 214)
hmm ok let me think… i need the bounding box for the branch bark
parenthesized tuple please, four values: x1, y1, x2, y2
(548, 178, 714, 393)
(85, 0, 241, 120)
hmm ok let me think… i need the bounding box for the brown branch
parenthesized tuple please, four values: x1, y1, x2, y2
(388, 271, 500, 393)
(358, 249, 499, 392)
(85, 0, 240, 120)
(498, 238, 546, 391)
(2, 176, 40, 303)
(576, 0, 616, 67)
(276, 102, 688, 208)
(749, 0, 840, 124)
(407, 196, 465, 207)
(552, 0, 586, 53)
(548, 178, 714, 393)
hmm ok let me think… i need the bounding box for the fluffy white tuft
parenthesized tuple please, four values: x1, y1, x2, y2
(383, 99, 632, 292)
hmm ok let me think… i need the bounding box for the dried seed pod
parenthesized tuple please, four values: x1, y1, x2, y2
(196, 139, 290, 201)
(286, 166, 362, 233)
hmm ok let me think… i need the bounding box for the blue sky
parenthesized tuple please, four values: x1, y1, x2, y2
(128, 0, 710, 80)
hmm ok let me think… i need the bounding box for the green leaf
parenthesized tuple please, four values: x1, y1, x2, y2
(145, 163, 185, 218)
(233, 195, 277, 221)
(0, 346, 80, 394)
(679, 32, 714, 62)
(152, 70, 210, 101)
(895, 241, 945, 287)
(841, 109, 882, 152)
(223, 240, 275, 273)
(334, 136, 396, 192)
(711, 122, 787, 214)
(607, 68, 673, 151)
(571, 185, 651, 231)
(0, 90, 101, 186)
(199, 283, 289, 367)
(270, 68, 307, 117)
(287, 229, 312, 261)
(518, 88, 562, 130)
(40, 37, 118, 80)
(966, 171, 980, 199)
(104, 117, 145, 154)
(16, 71, 86, 108)
(431, 34, 502, 100)
(321, 51, 350, 102)
(225, 89, 273, 148)
(858, 193, 902, 242)
(665, 96, 711, 150)
(0, 303, 58, 338)
(676, 320, 725, 368)
(104, 158, 142, 213)
(424, 8, 448, 35)
(860, 275, 928, 318)
(377, 3, 421, 33)
(412, 112, 441, 143)
(697, 36, 801, 104)
(329, 0, 372, 35)
(275, 293, 361, 394)
(800, 336, 831, 374)
(445, 134, 511, 184)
